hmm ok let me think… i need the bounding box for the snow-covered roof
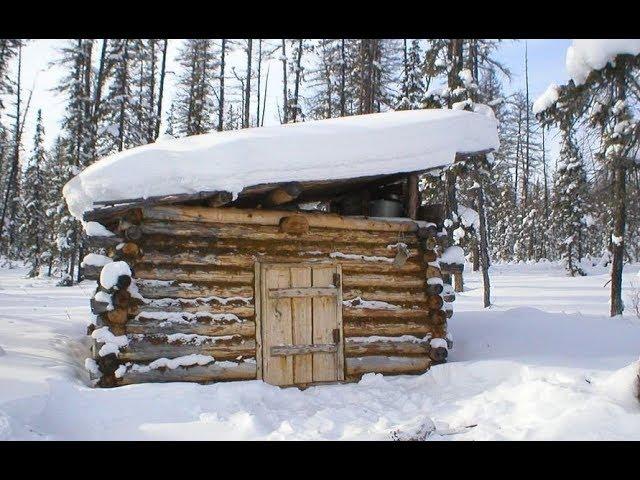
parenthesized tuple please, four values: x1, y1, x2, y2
(63, 108, 499, 220)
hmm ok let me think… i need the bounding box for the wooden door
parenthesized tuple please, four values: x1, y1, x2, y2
(259, 263, 344, 386)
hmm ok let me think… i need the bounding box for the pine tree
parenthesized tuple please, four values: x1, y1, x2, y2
(550, 122, 591, 275)
(19, 110, 47, 276)
(173, 39, 219, 136)
(396, 39, 426, 110)
(536, 44, 640, 315)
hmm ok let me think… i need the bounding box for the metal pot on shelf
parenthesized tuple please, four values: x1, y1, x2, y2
(368, 198, 403, 217)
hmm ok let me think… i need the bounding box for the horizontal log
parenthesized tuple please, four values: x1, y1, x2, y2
(344, 319, 446, 337)
(86, 191, 233, 219)
(342, 288, 430, 304)
(135, 265, 423, 290)
(270, 343, 337, 356)
(345, 339, 429, 357)
(269, 287, 338, 298)
(135, 281, 254, 300)
(142, 205, 419, 232)
(425, 265, 442, 278)
(345, 356, 431, 377)
(133, 303, 254, 317)
(265, 183, 302, 207)
(139, 220, 415, 245)
(126, 319, 255, 337)
(440, 262, 464, 274)
(117, 360, 256, 385)
(342, 307, 433, 320)
(343, 274, 425, 289)
(137, 251, 422, 274)
(140, 238, 420, 258)
(119, 337, 256, 362)
(84, 235, 124, 248)
(134, 266, 254, 285)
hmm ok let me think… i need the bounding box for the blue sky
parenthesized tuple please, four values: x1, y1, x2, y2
(5, 39, 573, 158)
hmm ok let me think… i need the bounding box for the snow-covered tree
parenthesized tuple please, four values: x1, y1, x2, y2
(19, 110, 47, 276)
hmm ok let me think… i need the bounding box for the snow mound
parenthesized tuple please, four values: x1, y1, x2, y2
(566, 40, 640, 85)
(84, 221, 115, 237)
(63, 109, 499, 220)
(99, 261, 131, 290)
(441, 246, 465, 265)
(533, 84, 560, 114)
(81, 253, 112, 268)
(597, 359, 640, 410)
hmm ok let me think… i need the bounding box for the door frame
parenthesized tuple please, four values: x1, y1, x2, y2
(254, 260, 344, 383)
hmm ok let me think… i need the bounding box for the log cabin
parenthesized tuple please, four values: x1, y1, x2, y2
(64, 108, 499, 388)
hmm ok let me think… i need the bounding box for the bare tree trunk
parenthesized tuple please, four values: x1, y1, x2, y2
(610, 162, 626, 316)
(281, 40, 288, 123)
(261, 63, 270, 127)
(217, 39, 226, 131)
(476, 171, 491, 308)
(243, 39, 252, 128)
(256, 39, 262, 126)
(339, 39, 346, 117)
(155, 39, 168, 138)
(523, 42, 530, 209)
(117, 40, 129, 151)
(0, 44, 22, 244)
(542, 126, 549, 258)
(291, 39, 303, 122)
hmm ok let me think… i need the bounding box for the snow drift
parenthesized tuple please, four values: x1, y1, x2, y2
(63, 108, 499, 220)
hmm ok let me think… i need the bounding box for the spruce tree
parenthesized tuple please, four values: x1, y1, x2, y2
(19, 110, 47, 276)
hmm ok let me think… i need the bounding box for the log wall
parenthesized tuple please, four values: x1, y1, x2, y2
(85, 205, 453, 387)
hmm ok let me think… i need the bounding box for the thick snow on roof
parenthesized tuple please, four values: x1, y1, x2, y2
(566, 40, 640, 85)
(63, 108, 499, 220)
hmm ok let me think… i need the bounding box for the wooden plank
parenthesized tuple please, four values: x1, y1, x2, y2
(269, 287, 337, 299)
(270, 343, 337, 356)
(335, 264, 345, 381)
(262, 265, 294, 386)
(311, 265, 339, 382)
(345, 356, 431, 378)
(142, 205, 419, 232)
(290, 266, 313, 384)
(117, 361, 256, 385)
(119, 338, 256, 362)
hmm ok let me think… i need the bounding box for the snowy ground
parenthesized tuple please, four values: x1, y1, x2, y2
(0, 260, 639, 441)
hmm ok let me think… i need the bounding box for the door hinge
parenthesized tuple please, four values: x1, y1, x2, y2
(332, 328, 341, 344)
(333, 272, 341, 288)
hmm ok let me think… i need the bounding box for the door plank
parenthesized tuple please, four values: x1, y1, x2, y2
(262, 266, 294, 385)
(312, 266, 338, 382)
(290, 266, 313, 384)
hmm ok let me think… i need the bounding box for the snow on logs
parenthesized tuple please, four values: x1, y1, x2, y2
(82, 205, 451, 385)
